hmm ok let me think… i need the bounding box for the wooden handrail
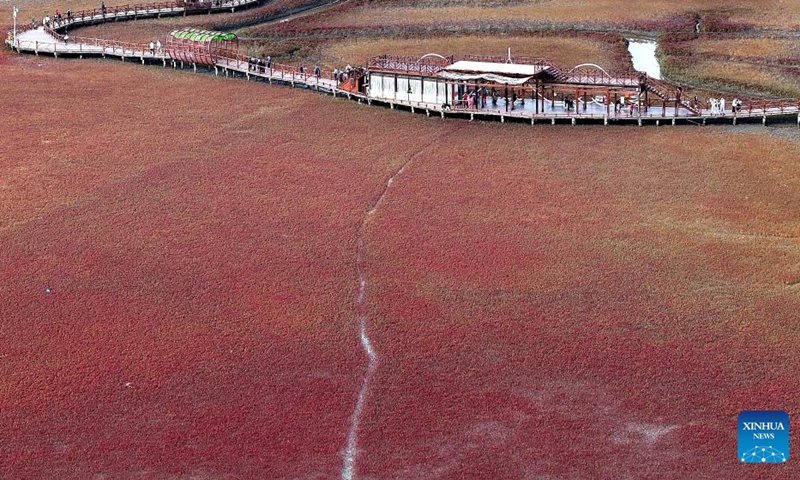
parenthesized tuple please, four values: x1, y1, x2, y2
(16, 0, 259, 34)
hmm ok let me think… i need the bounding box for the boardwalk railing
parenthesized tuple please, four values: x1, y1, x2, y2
(8, 0, 261, 37)
(215, 53, 339, 85)
(367, 54, 452, 75)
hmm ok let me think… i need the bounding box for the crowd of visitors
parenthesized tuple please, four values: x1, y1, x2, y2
(708, 97, 742, 115)
(244, 55, 355, 85)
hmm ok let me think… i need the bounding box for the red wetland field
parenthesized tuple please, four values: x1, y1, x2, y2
(2, 0, 800, 478)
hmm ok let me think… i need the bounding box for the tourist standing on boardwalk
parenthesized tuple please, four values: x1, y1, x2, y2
(156, 40, 161, 54)
(314, 65, 320, 77)
(149, 41, 155, 55)
(719, 97, 726, 115)
(101, 2, 107, 16)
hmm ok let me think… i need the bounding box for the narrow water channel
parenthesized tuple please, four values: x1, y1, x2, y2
(627, 39, 661, 79)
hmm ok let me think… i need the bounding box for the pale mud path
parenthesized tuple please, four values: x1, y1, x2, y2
(341, 136, 446, 480)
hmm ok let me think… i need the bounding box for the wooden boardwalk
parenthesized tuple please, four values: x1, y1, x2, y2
(5, 1, 800, 127)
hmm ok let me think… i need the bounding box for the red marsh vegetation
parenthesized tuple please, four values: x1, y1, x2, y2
(2, 1, 800, 477)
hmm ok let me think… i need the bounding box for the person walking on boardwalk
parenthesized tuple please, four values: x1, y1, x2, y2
(149, 41, 155, 55)
(314, 65, 320, 77)
(156, 40, 161, 54)
(101, 1, 107, 16)
(719, 97, 726, 116)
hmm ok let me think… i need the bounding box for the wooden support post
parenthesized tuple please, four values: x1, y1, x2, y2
(470, 113, 474, 121)
(604, 116, 608, 126)
(763, 115, 767, 126)
(535, 80, 539, 115)
(571, 117, 576, 126)
(193, 63, 196, 73)
(551, 118, 555, 125)
(606, 89, 610, 117)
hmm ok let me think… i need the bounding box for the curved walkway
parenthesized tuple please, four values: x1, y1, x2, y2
(6, 0, 800, 127)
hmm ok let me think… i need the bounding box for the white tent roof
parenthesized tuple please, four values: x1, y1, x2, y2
(443, 60, 549, 77)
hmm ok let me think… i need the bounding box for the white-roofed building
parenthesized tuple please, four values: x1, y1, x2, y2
(364, 52, 695, 117)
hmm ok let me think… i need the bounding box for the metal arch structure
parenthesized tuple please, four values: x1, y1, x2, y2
(418, 53, 447, 62)
(563, 63, 641, 87)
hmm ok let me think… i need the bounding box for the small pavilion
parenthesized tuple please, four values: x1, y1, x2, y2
(366, 54, 692, 116)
